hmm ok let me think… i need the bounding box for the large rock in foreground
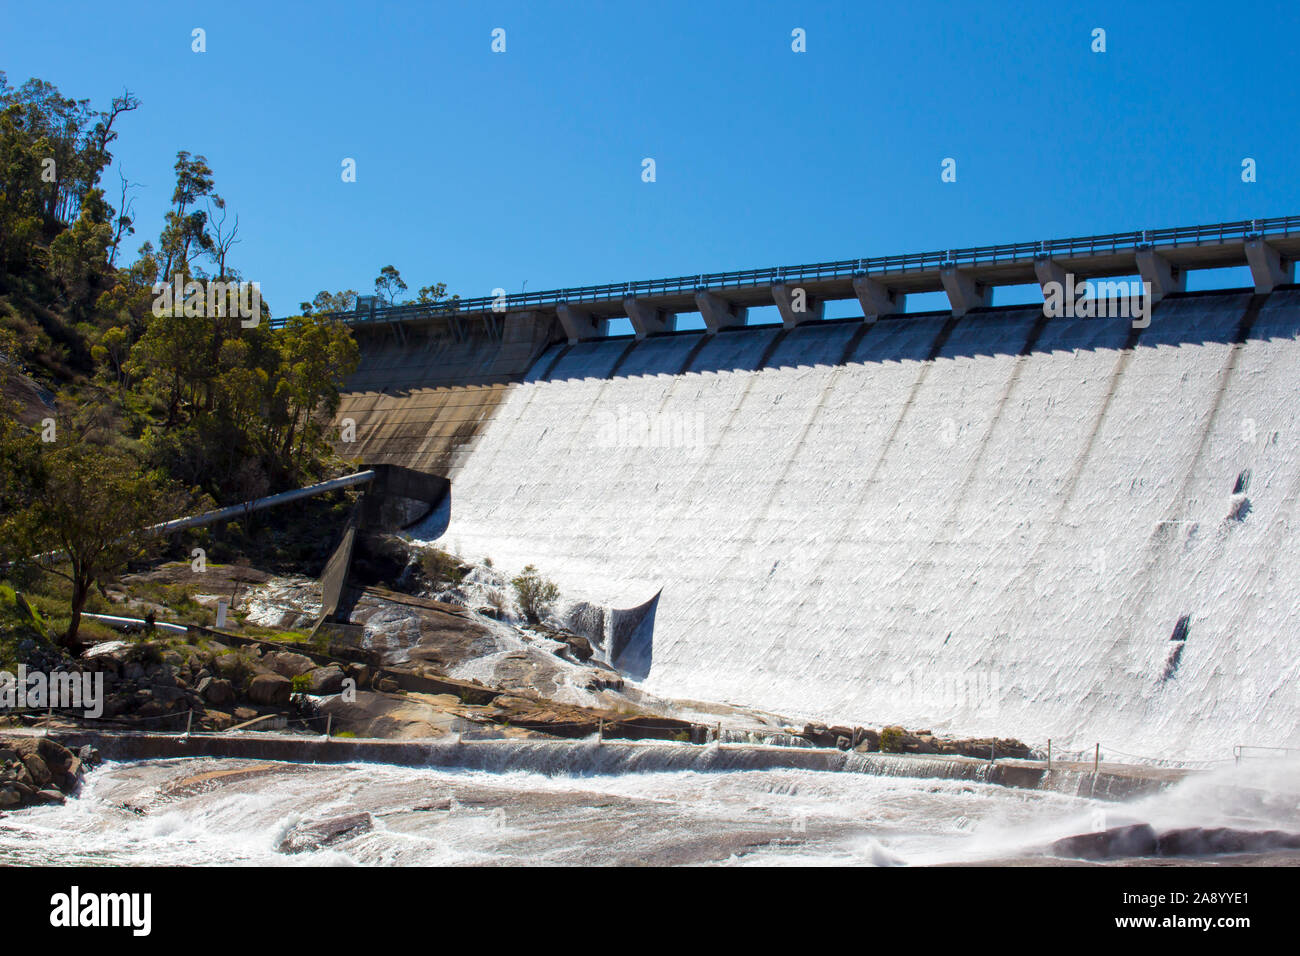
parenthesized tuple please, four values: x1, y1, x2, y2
(0, 737, 87, 810)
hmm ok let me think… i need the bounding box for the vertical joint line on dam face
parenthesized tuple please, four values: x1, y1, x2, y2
(605, 339, 643, 380)
(537, 344, 574, 381)
(1113, 293, 1269, 649)
(836, 322, 875, 367)
(861, 314, 965, 490)
(1160, 292, 1268, 522)
(941, 308, 1058, 532)
(754, 329, 791, 372)
(677, 336, 713, 376)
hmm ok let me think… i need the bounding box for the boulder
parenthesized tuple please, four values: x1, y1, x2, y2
(198, 676, 234, 705)
(1051, 824, 1157, 860)
(265, 651, 317, 679)
(18, 755, 51, 787)
(306, 666, 346, 696)
(801, 723, 838, 748)
(212, 652, 254, 680)
(1156, 827, 1300, 857)
(199, 710, 237, 732)
(853, 730, 880, 753)
(561, 634, 593, 662)
(278, 812, 374, 854)
(248, 673, 292, 706)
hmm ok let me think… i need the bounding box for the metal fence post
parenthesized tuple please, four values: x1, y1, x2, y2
(1094, 743, 1100, 773)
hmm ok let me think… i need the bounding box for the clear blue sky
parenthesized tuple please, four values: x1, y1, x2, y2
(5, 0, 1298, 322)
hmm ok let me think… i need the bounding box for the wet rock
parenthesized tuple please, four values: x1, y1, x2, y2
(1051, 824, 1158, 860)
(801, 723, 838, 748)
(278, 812, 374, 854)
(853, 730, 880, 752)
(20, 754, 52, 788)
(0, 738, 82, 809)
(1156, 827, 1300, 857)
(581, 671, 624, 692)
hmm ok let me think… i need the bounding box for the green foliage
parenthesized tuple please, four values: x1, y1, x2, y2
(879, 726, 905, 753)
(1, 423, 184, 646)
(373, 265, 406, 305)
(1, 74, 368, 507)
(290, 673, 311, 696)
(511, 565, 560, 624)
(419, 548, 464, 586)
(304, 290, 357, 316)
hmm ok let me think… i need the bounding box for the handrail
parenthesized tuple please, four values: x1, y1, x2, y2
(268, 214, 1300, 330)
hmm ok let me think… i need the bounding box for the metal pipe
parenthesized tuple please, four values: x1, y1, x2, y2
(24, 470, 376, 568)
(147, 470, 375, 536)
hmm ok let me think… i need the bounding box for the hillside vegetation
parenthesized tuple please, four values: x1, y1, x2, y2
(0, 73, 362, 648)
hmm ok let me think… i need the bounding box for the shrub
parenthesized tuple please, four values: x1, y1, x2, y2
(485, 587, 508, 616)
(511, 565, 559, 624)
(419, 547, 464, 586)
(879, 726, 905, 753)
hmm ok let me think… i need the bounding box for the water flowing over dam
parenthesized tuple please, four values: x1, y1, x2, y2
(339, 286, 1300, 761)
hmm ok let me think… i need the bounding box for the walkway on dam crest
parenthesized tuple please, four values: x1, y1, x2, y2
(282, 215, 1300, 343)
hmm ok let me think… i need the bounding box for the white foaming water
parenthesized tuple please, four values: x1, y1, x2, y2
(413, 292, 1300, 760)
(4, 754, 1296, 866)
(0, 757, 1089, 866)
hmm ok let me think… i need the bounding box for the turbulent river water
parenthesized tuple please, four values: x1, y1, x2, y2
(3, 751, 1297, 866)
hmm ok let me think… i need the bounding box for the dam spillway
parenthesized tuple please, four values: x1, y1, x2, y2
(337, 287, 1300, 761)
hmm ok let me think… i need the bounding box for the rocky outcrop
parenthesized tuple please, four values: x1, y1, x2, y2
(0, 737, 97, 810)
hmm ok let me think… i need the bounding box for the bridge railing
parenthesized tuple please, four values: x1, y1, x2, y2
(267, 214, 1300, 330)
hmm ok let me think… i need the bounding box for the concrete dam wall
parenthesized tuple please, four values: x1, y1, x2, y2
(339, 289, 1300, 760)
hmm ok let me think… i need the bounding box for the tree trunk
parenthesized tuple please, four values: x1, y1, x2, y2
(65, 574, 89, 652)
